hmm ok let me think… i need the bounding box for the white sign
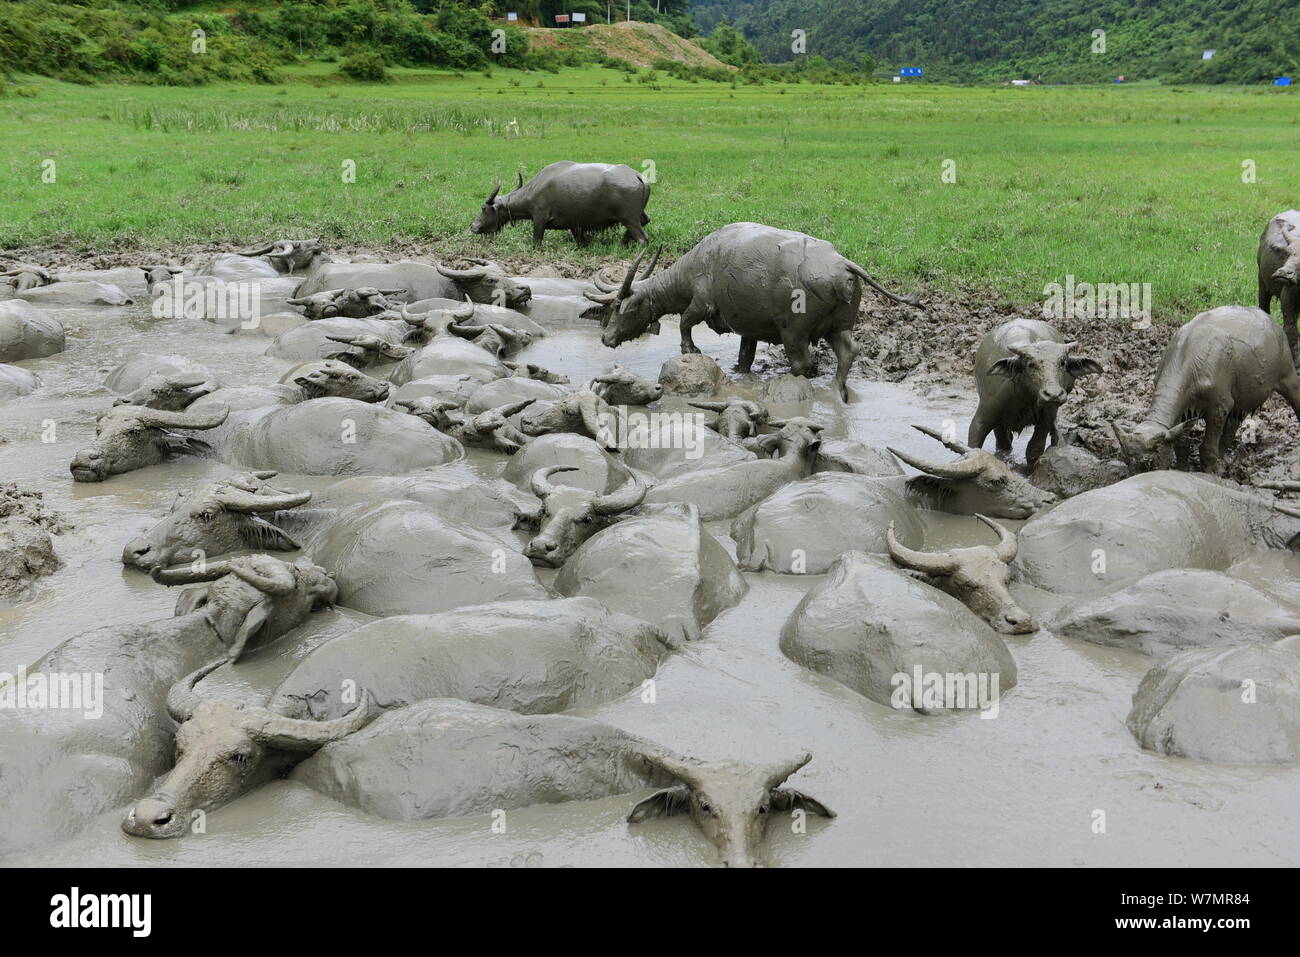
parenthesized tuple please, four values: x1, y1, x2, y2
(1202, 49, 1215, 59)
(892, 76, 901, 83)
(507, 11, 518, 19)
(572, 12, 587, 21)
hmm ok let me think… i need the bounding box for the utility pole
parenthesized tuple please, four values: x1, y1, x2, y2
(627, 0, 630, 22)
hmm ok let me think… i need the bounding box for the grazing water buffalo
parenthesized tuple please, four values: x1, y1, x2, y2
(588, 224, 917, 401)
(887, 425, 1057, 518)
(471, 163, 651, 246)
(1016, 471, 1300, 597)
(1257, 210, 1300, 358)
(969, 318, 1102, 467)
(523, 466, 647, 566)
(1111, 306, 1300, 474)
(123, 660, 370, 840)
(121, 471, 312, 571)
(886, 515, 1036, 634)
(436, 259, 532, 308)
(0, 555, 336, 855)
(69, 404, 229, 482)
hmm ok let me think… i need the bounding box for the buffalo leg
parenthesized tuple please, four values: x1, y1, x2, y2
(678, 301, 710, 355)
(1281, 286, 1300, 363)
(1259, 278, 1273, 313)
(993, 425, 1013, 452)
(1277, 372, 1300, 426)
(779, 327, 815, 379)
(571, 229, 592, 247)
(623, 220, 649, 245)
(736, 337, 757, 372)
(1025, 410, 1055, 468)
(828, 329, 859, 402)
(1200, 406, 1229, 474)
(967, 414, 994, 451)
(532, 220, 547, 245)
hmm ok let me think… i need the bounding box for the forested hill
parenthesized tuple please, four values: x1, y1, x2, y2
(689, 0, 1299, 82)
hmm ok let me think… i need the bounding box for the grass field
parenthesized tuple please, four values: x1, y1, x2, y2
(1, 67, 1297, 318)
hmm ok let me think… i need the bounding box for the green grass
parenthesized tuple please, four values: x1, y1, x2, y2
(2, 67, 1297, 319)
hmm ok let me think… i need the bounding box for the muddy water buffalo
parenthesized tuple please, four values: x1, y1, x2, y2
(278, 359, 390, 403)
(969, 318, 1102, 467)
(690, 398, 769, 442)
(519, 385, 617, 449)
(886, 515, 1036, 634)
(0, 264, 53, 292)
(1111, 306, 1300, 474)
(112, 372, 218, 412)
(471, 163, 651, 245)
(0, 299, 64, 362)
(294, 262, 459, 301)
(123, 659, 370, 840)
(887, 425, 1056, 518)
(0, 555, 336, 855)
(1257, 210, 1300, 358)
(397, 396, 535, 454)
(588, 224, 916, 401)
(447, 318, 532, 358)
(588, 364, 664, 405)
(69, 404, 229, 482)
(121, 471, 312, 571)
(239, 239, 324, 274)
(1017, 471, 1300, 597)
(287, 286, 405, 320)
(523, 466, 647, 566)
(436, 258, 532, 308)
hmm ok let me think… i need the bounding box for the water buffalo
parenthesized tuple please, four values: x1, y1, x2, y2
(504, 360, 570, 384)
(0, 554, 336, 855)
(470, 163, 651, 246)
(139, 265, 183, 292)
(886, 515, 1036, 634)
(519, 385, 617, 450)
(436, 258, 532, 308)
(588, 224, 917, 401)
(278, 359, 390, 403)
(1257, 210, 1300, 359)
(886, 425, 1057, 518)
(323, 333, 415, 367)
(0, 363, 40, 400)
(0, 264, 53, 292)
(523, 466, 647, 566)
(121, 471, 312, 571)
(969, 318, 1102, 467)
(588, 364, 664, 405)
(69, 404, 229, 482)
(287, 286, 405, 320)
(1111, 306, 1300, 474)
(239, 239, 324, 274)
(294, 262, 459, 302)
(690, 398, 770, 442)
(398, 396, 535, 454)
(0, 299, 65, 363)
(112, 372, 219, 412)
(447, 318, 532, 358)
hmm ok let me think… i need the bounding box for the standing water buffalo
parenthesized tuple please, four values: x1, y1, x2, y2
(1257, 210, 1300, 359)
(587, 223, 918, 401)
(968, 318, 1102, 467)
(470, 163, 651, 246)
(1110, 306, 1300, 474)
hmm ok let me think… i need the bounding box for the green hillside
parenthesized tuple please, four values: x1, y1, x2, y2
(691, 0, 1300, 83)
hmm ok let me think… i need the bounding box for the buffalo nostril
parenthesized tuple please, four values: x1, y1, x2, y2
(152, 811, 174, 827)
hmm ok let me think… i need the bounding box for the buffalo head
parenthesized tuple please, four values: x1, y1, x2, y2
(70, 405, 229, 482)
(888, 425, 1056, 519)
(470, 174, 523, 235)
(583, 246, 665, 348)
(122, 472, 311, 571)
(1109, 418, 1194, 473)
(289, 359, 390, 403)
(523, 466, 646, 566)
(437, 258, 531, 308)
(628, 749, 833, 868)
(887, 514, 1036, 634)
(989, 339, 1102, 407)
(589, 364, 663, 405)
(123, 660, 368, 840)
(113, 372, 218, 412)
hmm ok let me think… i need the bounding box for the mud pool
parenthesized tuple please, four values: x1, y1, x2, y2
(2, 265, 1297, 867)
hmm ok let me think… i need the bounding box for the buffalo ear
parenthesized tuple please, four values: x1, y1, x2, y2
(627, 784, 691, 823)
(1067, 356, 1103, 376)
(226, 596, 273, 662)
(988, 357, 1023, 378)
(645, 320, 661, 336)
(770, 787, 835, 819)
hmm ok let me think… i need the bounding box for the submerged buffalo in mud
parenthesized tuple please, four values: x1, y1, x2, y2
(969, 318, 1102, 467)
(121, 471, 312, 571)
(0, 555, 336, 855)
(436, 258, 532, 308)
(587, 223, 917, 401)
(523, 465, 647, 566)
(69, 404, 229, 482)
(1257, 210, 1300, 358)
(1110, 306, 1300, 474)
(240, 238, 325, 274)
(0, 299, 64, 363)
(1017, 471, 1300, 597)
(112, 372, 219, 411)
(287, 286, 405, 320)
(471, 162, 651, 246)
(886, 514, 1036, 635)
(0, 263, 54, 292)
(887, 425, 1056, 518)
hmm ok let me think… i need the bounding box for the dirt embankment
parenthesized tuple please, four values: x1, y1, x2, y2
(522, 21, 731, 69)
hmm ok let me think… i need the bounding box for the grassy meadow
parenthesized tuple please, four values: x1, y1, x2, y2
(1, 66, 1297, 319)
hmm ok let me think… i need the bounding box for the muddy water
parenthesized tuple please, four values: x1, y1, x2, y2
(2, 272, 1297, 866)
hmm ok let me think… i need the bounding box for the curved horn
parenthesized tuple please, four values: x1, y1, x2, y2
(166, 659, 225, 723)
(447, 322, 483, 340)
(886, 522, 959, 575)
(436, 263, 492, 281)
(496, 398, 536, 418)
(888, 445, 984, 478)
(592, 474, 647, 515)
(128, 406, 230, 430)
(486, 176, 501, 204)
(324, 334, 359, 346)
(688, 401, 729, 412)
(248, 695, 371, 751)
(453, 298, 476, 320)
(583, 289, 618, 305)
(641, 244, 663, 279)
(975, 514, 1019, 562)
(151, 559, 235, 586)
(216, 486, 312, 514)
(225, 557, 298, 597)
(267, 240, 295, 258)
(530, 465, 579, 499)
(636, 744, 704, 789)
(592, 276, 619, 293)
(618, 247, 648, 300)
(762, 752, 813, 790)
(163, 373, 210, 389)
(912, 423, 972, 455)
(516, 171, 524, 190)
